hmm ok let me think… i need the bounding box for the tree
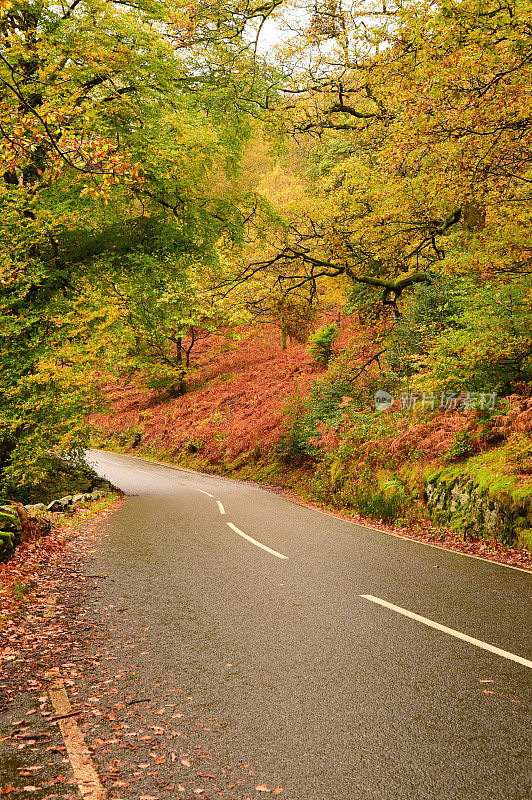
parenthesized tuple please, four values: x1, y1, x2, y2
(98, 251, 243, 396)
(243, 0, 532, 318)
(0, 0, 279, 496)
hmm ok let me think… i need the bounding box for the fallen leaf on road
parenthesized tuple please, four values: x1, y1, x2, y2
(273, 790, 283, 796)
(482, 690, 495, 694)
(255, 784, 270, 792)
(181, 758, 191, 767)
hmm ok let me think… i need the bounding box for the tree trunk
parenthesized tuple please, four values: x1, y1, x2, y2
(168, 337, 187, 397)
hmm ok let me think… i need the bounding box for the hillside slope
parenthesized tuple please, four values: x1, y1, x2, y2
(92, 324, 324, 466)
(91, 321, 532, 569)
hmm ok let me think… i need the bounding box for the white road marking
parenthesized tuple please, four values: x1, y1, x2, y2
(361, 595, 532, 669)
(48, 680, 107, 798)
(226, 522, 288, 560)
(216, 500, 226, 515)
(197, 489, 214, 498)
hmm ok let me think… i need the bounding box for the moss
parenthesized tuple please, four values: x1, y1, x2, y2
(0, 530, 17, 561)
(422, 447, 532, 509)
(517, 529, 532, 550)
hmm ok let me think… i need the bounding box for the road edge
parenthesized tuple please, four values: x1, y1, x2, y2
(88, 449, 532, 575)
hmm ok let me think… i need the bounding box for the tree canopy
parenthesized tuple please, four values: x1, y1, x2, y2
(0, 0, 278, 494)
(2, 0, 532, 497)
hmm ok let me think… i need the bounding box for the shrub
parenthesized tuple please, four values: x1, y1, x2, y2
(351, 481, 406, 523)
(426, 278, 532, 394)
(308, 324, 338, 365)
(505, 432, 532, 473)
(385, 279, 468, 380)
(444, 431, 475, 462)
(275, 398, 321, 466)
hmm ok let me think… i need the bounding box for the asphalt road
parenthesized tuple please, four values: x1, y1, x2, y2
(86, 449, 532, 800)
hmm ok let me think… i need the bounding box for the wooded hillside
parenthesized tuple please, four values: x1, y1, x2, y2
(2, 0, 532, 553)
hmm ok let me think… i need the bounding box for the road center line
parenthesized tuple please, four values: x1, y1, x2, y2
(48, 679, 107, 798)
(216, 500, 226, 515)
(360, 595, 532, 669)
(197, 489, 214, 498)
(226, 522, 288, 560)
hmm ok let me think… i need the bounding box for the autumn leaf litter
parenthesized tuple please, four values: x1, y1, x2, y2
(0, 499, 286, 799)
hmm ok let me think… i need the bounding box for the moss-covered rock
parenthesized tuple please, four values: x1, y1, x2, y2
(424, 471, 531, 546)
(0, 506, 22, 561)
(0, 529, 17, 561)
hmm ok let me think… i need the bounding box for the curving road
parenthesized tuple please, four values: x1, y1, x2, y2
(87, 449, 532, 800)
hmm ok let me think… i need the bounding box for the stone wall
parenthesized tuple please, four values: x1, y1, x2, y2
(424, 475, 531, 547)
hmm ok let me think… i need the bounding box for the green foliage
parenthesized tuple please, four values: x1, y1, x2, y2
(385, 280, 469, 381)
(0, 0, 277, 492)
(0, 531, 17, 562)
(308, 325, 338, 366)
(505, 433, 532, 473)
(0, 505, 21, 561)
(275, 398, 321, 466)
(351, 482, 406, 524)
(425, 279, 532, 393)
(444, 432, 475, 463)
(116, 428, 143, 449)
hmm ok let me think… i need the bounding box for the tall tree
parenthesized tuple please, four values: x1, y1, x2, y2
(0, 0, 278, 496)
(246, 0, 532, 315)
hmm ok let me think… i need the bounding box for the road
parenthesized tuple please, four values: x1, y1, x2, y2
(86, 448, 532, 800)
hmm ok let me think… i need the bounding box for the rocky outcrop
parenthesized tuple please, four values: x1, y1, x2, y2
(0, 506, 22, 561)
(0, 490, 111, 561)
(425, 475, 531, 547)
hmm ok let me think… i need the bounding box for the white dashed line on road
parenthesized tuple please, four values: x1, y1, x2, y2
(226, 522, 288, 560)
(361, 595, 532, 669)
(197, 489, 215, 498)
(216, 500, 226, 515)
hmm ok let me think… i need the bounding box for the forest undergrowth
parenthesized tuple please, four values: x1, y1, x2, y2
(90, 319, 532, 571)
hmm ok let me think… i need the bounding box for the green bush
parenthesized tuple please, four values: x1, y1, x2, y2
(351, 483, 406, 523)
(308, 325, 338, 366)
(425, 278, 532, 394)
(276, 378, 351, 467)
(445, 431, 475, 462)
(385, 279, 468, 380)
(0, 505, 21, 561)
(275, 398, 321, 466)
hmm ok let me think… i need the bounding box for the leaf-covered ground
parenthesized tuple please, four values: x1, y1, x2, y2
(0, 501, 285, 799)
